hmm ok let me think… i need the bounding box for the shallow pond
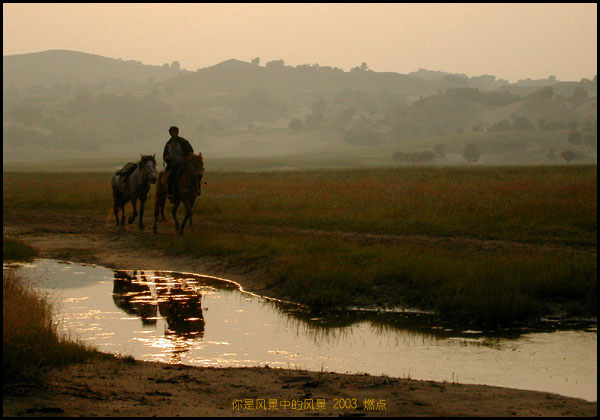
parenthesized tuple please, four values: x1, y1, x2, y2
(6, 259, 597, 402)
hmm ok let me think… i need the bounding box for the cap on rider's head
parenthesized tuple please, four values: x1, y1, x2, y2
(169, 126, 179, 135)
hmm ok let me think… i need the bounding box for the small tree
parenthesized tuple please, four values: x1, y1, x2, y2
(251, 57, 260, 66)
(462, 143, 481, 164)
(490, 119, 512, 132)
(513, 117, 534, 130)
(289, 118, 303, 131)
(433, 144, 446, 156)
(560, 150, 575, 163)
(265, 59, 285, 69)
(392, 151, 435, 163)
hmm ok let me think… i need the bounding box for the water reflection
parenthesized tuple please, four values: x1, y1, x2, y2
(11, 260, 597, 402)
(112, 270, 205, 338)
(111, 269, 594, 352)
(112, 270, 157, 326)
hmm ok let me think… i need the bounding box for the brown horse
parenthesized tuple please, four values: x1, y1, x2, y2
(153, 153, 204, 235)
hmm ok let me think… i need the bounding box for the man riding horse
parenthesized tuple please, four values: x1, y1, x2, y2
(155, 126, 204, 235)
(163, 126, 195, 201)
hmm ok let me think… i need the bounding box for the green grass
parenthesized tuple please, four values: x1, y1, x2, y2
(3, 235, 38, 261)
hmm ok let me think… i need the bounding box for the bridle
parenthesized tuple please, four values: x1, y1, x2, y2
(139, 157, 157, 183)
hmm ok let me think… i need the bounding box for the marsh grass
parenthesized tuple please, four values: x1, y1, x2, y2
(155, 229, 597, 325)
(3, 172, 112, 211)
(3, 235, 38, 261)
(3, 271, 105, 385)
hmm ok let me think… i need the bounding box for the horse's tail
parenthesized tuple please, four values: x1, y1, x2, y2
(111, 174, 121, 204)
(111, 174, 123, 226)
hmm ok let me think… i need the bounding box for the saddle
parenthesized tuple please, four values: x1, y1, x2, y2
(166, 163, 202, 201)
(116, 162, 137, 181)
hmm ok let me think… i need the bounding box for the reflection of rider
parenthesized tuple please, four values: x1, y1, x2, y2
(163, 126, 194, 201)
(155, 272, 205, 338)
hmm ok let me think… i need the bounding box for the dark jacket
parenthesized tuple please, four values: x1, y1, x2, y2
(163, 136, 194, 166)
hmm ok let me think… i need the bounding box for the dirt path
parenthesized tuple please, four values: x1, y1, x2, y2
(3, 358, 596, 417)
(3, 209, 598, 416)
(3, 209, 281, 299)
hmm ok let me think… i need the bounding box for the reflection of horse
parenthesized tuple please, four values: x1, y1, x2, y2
(153, 153, 204, 235)
(111, 154, 159, 230)
(111, 270, 205, 338)
(112, 270, 157, 326)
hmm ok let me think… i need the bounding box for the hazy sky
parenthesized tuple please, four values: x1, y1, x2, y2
(3, 3, 597, 82)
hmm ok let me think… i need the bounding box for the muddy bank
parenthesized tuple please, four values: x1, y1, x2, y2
(3, 358, 597, 417)
(2, 210, 286, 302)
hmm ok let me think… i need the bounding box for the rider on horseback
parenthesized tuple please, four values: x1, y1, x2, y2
(163, 126, 194, 201)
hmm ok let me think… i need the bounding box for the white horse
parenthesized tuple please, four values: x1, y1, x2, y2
(111, 154, 159, 230)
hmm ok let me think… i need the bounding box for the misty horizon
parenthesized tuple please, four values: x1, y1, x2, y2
(3, 3, 597, 83)
(3, 4, 597, 169)
(3, 48, 595, 85)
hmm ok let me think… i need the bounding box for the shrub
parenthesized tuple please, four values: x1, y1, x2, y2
(392, 151, 435, 163)
(560, 150, 575, 163)
(462, 143, 481, 163)
(512, 117, 534, 130)
(288, 118, 303, 131)
(3, 235, 37, 262)
(433, 144, 446, 156)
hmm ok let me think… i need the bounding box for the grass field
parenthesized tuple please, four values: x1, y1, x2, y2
(4, 165, 596, 245)
(3, 234, 38, 261)
(3, 164, 597, 325)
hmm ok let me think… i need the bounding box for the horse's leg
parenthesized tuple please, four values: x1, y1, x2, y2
(153, 194, 161, 235)
(128, 198, 138, 224)
(114, 201, 120, 226)
(138, 197, 146, 230)
(112, 188, 119, 226)
(161, 200, 167, 221)
(158, 172, 167, 221)
(172, 200, 180, 233)
(120, 205, 126, 226)
(178, 197, 195, 235)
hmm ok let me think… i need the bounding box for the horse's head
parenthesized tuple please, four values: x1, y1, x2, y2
(140, 154, 158, 184)
(188, 153, 205, 182)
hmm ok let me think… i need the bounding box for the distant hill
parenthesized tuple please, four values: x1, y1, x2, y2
(3, 49, 189, 89)
(3, 50, 597, 166)
(160, 59, 445, 97)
